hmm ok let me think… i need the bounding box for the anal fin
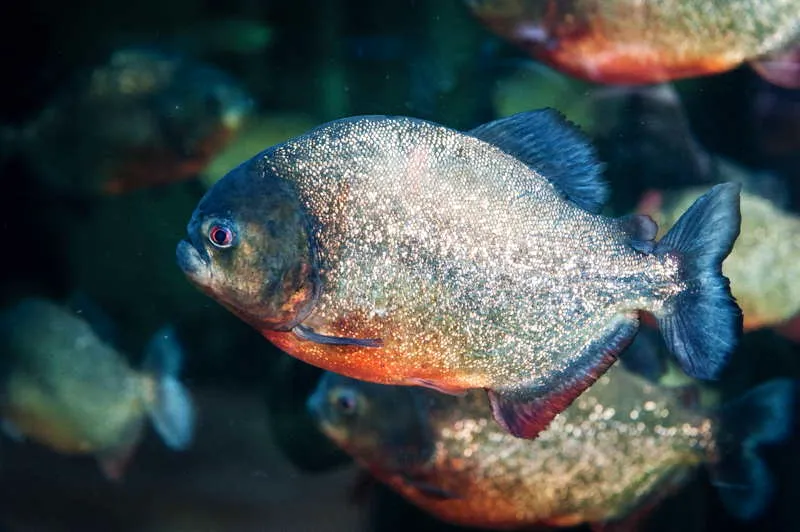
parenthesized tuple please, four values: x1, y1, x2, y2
(488, 314, 639, 440)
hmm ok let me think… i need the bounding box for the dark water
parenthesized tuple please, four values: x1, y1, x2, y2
(0, 1, 798, 531)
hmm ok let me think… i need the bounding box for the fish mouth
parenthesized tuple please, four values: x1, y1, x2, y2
(176, 239, 212, 287)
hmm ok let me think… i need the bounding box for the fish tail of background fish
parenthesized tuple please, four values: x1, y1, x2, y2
(710, 379, 798, 521)
(140, 325, 196, 451)
(653, 183, 743, 380)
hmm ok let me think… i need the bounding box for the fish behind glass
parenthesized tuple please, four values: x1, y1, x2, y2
(177, 109, 743, 440)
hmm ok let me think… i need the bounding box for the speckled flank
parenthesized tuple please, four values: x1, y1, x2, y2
(257, 116, 683, 390)
(654, 189, 800, 330)
(328, 364, 715, 529)
(467, 0, 800, 84)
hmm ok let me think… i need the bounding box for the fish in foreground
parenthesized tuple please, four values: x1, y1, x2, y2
(177, 109, 742, 440)
(639, 186, 800, 334)
(464, 0, 800, 88)
(2, 47, 252, 195)
(308, 365, 796, 531)
(0, 297, 195, 479)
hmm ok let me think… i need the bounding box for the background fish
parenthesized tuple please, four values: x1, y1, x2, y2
(0, 297, 195, 479)
(638, 187, 800, 334)
(3, 46, 253, 196)
(308, 364, 796, 531)
(464, 0, 800, 87)
(177, 109, 742, 440)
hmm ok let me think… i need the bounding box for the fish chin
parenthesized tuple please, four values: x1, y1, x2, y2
(176, 239, 212, 288)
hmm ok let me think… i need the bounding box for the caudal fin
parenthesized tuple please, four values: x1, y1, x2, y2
(711, 379, 797, 521)
(654, 182, 742, 380)
(141, 325, 195, 451)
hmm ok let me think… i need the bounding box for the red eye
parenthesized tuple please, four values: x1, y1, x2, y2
(208, 224, 234, 248)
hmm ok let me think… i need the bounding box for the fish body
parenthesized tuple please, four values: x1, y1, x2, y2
(178, 110, 742, 439)
(465, 0, 800, 86)
(640, 186, 800, 332)
(308, 365, 795, 529)
(0, 298, 195, 478)
(16, 47, 253, 195)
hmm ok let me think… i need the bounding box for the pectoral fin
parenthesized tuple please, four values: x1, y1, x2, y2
(488, 314, 639, 440)
(401, 474, 462, 500)
(292, 324, 383, 348)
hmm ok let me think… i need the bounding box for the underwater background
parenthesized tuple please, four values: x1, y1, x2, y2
(0, 0, 798, 530)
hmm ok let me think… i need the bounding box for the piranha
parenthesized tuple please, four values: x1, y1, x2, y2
(307, 365, 796, 531)
(2, 46, 253, 196)
(639, 186, 800, 335)
(177, 109, 742, 440)
(0, 297, 195, 479)
(464, 0, 800, 88)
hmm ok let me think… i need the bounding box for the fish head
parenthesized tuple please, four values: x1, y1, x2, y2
(307, 372, 434, 470)
(156, 61, 254, 159)
(176, 160, 319, 331)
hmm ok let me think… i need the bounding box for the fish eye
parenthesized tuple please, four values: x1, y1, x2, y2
(332, 388, 359, 416)
(208, 223, 235, 249)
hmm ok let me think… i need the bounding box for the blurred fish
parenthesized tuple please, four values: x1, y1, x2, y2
(570, 83, 788, 212)
(177, 109, 742, 440)
(5, 47, 253, 195)
(0, 297, 195, 479)
(464, 0, 800, 87)
(308, 366, 796, 530)
(200, 113, 317, 189)
(638, 187, 800, 333)
(751, 81, 800, 208)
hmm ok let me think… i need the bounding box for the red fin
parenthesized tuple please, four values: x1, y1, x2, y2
(750, 46, 800, 89)
(97, 443, 138, 482)
(775, 313, 800, 343)
(489, 315, 639, 440)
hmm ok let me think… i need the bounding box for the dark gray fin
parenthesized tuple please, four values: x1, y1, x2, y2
(141, 325, 195, 451)
(710, 379, 797, 521)
(66, 291, 118, 346)
(401, 475, 462, 500)
(293, 324, 383, 348)
(618, 327, 667, 383)
(468, 109, 608, 213)
(406, 378, 467, 396)
(349, 470, 379, 506)
(1, 419, 24, 442)
(488, 314, 639, 440)
(620, 214, 658, 254)
(653, 182, 742, 380)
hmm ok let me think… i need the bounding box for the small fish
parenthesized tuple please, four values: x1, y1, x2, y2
(639, 186, 800, 334)
(308, 365, 796, 530)
(177, 109, 742, 440)
(0, 297, 195, 479)
(6, 47, 253, 195)
(464, 0, 800, 87)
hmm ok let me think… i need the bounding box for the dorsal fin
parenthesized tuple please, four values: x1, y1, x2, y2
(469, 109, 608, 213)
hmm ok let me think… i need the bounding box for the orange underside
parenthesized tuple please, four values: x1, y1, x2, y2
(532, 34, 737, 85)
(260, 311, 482, 389)
(480, 14, 739, 85)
